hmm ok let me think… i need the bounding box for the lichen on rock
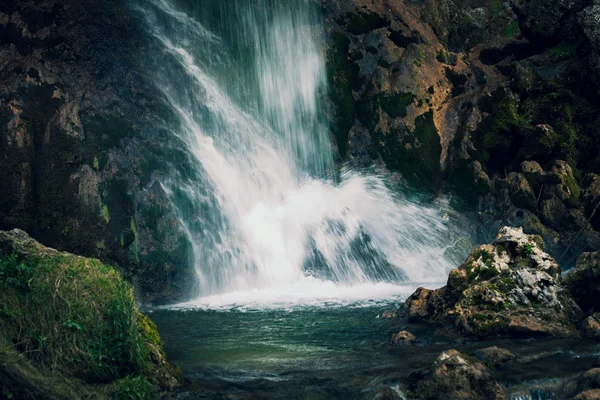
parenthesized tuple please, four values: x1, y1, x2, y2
(403, 226, 582, 338)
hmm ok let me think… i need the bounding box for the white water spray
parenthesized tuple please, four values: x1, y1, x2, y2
(136, 0, 457, 308)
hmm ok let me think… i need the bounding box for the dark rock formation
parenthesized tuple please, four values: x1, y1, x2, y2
(403, 226, 582, 337)
(581, 314, 600, 340)
(322, 0, 600, 262)
(406, 349, 505, 400)
(565, 252, 600, 314)
(0, 0, 196, 303)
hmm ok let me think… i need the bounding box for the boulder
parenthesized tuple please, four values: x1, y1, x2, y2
(380, 310, 400, 319)
(574, 390, 600, 400)
(521, 160, 544, 190)
(582, 174, 600, 231)
(403, 227, 582, 338)
(407, 350, 505, 400)
(473, 346, 517, 368)
(390, 330, 417, 345)
(0, 229, 179, 399)
(565, 252, 600, 314)
(582, 314, 600, 340)
(507, 172, 537, 211)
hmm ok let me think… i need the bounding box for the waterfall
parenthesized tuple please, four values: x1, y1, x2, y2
(134, 0, 457, 307)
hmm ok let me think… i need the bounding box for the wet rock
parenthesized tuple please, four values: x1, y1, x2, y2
(380, 310, 400, 319)
(576, 369, 600, 396)
(389, 330, 416, 345)
(508, 172, 537, 211)
(407, 349, 505, 400)
(403, 227, 582, 338)
(580, 3, 600, 75)
(521, 160, 544, 190)
(511, 0, 587, 43)
(473, 346, 517, 368)
(565, 252, 600, 314)
(582, 174, 600, 231)
(574, 389, 600, 400)
(581, 315, 600, 340)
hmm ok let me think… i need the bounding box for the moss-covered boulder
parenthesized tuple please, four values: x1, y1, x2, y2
(406, 349, 505, 400)
(564, 251, 600, 314)
(403, 227, 582, 338)
(0, 229, 179, 399)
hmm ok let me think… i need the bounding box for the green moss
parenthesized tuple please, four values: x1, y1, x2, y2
(469, 313, 509, 336)
(472, 249, 492, 266)
(93, 156, 99, 171)
(380, 92, 416, 119)
(101, 205, 110, 224)
(547, 43, 574, 61)
(563, 169, 581, 199)
(497, 271, 518, 292)
(130, 217, 139, 263)
(0, 252, 163, 384)
(469, 87, 525, 173)
(504, 19, 521, 37)
(114, 376, 156, 400)
(436, 50, 447, 63)
(339, 12, 388, 35)
(413, 59, 422, 68)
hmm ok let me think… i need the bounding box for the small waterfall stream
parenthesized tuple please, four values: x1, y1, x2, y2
(135, 0, 457, 308)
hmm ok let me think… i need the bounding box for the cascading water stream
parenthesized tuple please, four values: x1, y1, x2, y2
(134, 0, 459, 308)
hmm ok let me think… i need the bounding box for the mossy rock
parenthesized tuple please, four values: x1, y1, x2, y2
(0, 229, 179, 398)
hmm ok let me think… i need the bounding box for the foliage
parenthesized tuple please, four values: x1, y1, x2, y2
(0, 252, 161, 384)
(114, 376, 156, 400)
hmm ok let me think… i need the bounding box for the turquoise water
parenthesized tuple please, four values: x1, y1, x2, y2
(149, 303, 413, 398)
(149, 303, 600, 399)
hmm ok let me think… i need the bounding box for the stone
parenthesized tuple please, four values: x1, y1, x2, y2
(565, 252, 600, 314)
(403, 227, 582, 338)
(473, 346, 517, 368)
(380, 310, 399, 319)
(583, 174, 600, 230)
(521, 160, 544, 190)
(582, 315, 600, 340)
(408, 349, 505, 400)
(574, 389, 600, 400)
(389, 330, 416, 345)
(511, 0, 588, 42)
(508, 172, 537, 211)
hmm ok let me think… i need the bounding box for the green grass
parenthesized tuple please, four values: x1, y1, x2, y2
(0, 244, 176, 398)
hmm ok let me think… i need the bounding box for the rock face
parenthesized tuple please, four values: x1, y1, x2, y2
(565, 252, 600, 314)
(403, 227, 582, 337)
(0, 0, 195, 303)
(407, 349, 505, 400)
(0, 229, 179, 399)
(322, 0, 600, 261)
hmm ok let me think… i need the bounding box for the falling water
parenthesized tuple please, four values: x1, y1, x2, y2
(135, 0, 457, 308)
